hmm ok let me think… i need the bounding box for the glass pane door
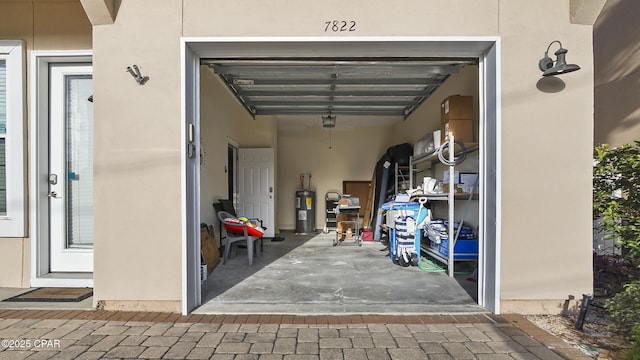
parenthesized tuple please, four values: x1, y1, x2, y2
(65, 74, 93, 248)
(49, 64, 93, 272)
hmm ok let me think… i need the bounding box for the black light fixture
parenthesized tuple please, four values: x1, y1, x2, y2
(322, 114, 336, 128)
(126, 64, 149, 85)
(538, 41, 581, 76)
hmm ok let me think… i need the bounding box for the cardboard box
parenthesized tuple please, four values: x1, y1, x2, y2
(441, 95, 473, 120)
(440, 183, 464, 194)
(441, 183, 477, 195)
(440, 95, 474, 143)
(337, 213, 355, 235)
(443, 119, 474, 143)
(200, 224, 220, 276)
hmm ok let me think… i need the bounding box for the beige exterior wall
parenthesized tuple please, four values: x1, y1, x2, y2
(0, 0, 91, 287)
(182, 0, 499, 37)
(0, 0, 91, 50)
(92, 0, 593, 312)
(91, 0, 184, 310)
(0, 0, 595, 313)
(594, 0, 640, 147)
(498, 1, 593, 311)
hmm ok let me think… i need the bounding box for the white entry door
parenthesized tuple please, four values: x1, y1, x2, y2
(238, 148, 275, 238)
(49, 64, 94, 272)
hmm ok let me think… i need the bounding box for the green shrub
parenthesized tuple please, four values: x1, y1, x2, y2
(593, 140, 640, 263)
(606, 279, 640, 335)
(594, 140, 640, 349)
(622, 324, 640, 360)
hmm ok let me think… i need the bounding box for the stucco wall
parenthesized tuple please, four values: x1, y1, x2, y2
(498, 1, 593, 312)
(0, 0, 91, 288)
(87, 0, 593, 313)
(91, 0, 184, 311)
(182, 0, 499, 37)
(594, 0, 640, 147)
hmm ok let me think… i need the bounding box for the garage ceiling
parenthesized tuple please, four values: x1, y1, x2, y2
(202, 58, 476, 119)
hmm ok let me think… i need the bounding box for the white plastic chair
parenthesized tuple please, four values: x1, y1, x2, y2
(217, 211, 262, 265)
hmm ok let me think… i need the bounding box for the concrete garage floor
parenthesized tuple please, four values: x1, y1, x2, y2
(197, 231, 484, 315)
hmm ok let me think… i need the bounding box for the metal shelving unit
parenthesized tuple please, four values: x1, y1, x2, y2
(409, 135, 479, 277)
(323, 191, 341, 234)
(394, 163, 410, 195)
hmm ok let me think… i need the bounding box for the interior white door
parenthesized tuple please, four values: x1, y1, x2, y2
(238, 148, 275, 238)
(49, 65, 93, 272)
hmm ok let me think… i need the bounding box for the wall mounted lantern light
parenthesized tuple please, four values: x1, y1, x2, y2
(538, 41, 581, 76)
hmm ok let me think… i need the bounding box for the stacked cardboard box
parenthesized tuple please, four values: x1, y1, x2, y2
(440, 95, 473, 143)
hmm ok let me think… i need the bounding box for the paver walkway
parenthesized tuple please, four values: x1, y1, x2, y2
(0, 310, 591, 359)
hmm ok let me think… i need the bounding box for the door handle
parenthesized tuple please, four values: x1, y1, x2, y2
(48, 191, 59, 199)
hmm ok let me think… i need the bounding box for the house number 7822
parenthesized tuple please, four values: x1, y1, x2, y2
(324, 20, 356, 32)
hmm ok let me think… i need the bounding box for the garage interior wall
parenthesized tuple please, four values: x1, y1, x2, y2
(594, 0, 640, 148)
(0, 0, 92, 288)
(78, 0, 594, 313)
(277, 121, 395, 231)
(200, 66, 399, 234)
(393, 66, 479, 149)
(199, 65, 278, 235)
(393, 65, 481, 231)
(274, 64, 481, 232)
(200, 67, 481, 235)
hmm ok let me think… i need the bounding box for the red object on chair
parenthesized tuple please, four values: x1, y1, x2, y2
(222, 218, 265, 237)
(217, 211, 263, 265)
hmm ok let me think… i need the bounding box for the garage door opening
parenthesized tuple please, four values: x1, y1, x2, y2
(181, 38, 500, 315)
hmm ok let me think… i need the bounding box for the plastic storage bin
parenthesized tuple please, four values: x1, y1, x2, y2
(434, 239, 478, 260)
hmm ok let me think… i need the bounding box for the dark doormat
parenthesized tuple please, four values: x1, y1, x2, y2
(2, 288, 93, 302)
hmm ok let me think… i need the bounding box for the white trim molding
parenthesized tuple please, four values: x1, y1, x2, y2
(29, 50, 93, 287)
(0, 40, 26, 237)
(181, 36, 502, 314)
